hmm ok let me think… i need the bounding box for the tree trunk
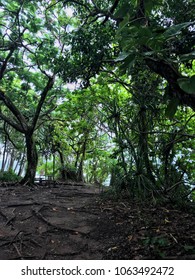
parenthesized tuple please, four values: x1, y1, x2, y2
(8, 149, 15, 171)
(17, 149, 25, 176)
(14, 153, 22, 173)
(138, 108, 156, 185)
(20, 133, 38, 184)
(77, 140, 87, 182)
(1, 135, 8, 172)
(52, 153, 56, 181)
(58, 149, 66, 180)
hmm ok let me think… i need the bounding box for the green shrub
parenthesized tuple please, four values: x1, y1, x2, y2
(0, 170, 21, 182)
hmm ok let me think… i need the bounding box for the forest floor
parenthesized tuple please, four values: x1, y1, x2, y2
(0, 181, 195, 260)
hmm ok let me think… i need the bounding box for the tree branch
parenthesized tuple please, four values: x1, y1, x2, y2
(3, 123, 23, 150)
(30, 76, 55, 133)
(145, 58, 195, 110)
(63, 0, 91, 11)
(102, 0, 121, 24)
(0, 89, 28, 132)
(0, 47, 15, 80)
(0, 111, 24, 133)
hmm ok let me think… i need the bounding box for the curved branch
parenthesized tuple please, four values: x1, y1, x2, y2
(145, 58, 195, 110)
(3, 123, 23, 150)
(0, 47, 15, 80)
(0, 112, 24, 133)
(30, 76, 55, 133)
(0, 89, 28, 131)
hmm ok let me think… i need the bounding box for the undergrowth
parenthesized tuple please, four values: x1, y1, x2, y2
(0, 170, 21, 182)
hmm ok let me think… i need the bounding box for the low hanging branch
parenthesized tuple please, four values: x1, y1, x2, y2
(145, 58, 195, 111)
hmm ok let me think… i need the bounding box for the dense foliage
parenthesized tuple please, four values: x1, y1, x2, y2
(0, 0, 195, 206)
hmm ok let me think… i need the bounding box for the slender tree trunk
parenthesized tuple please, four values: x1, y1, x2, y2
(138, 108, 156, 184)
(17, 158, 24, 176)
(4, 148, 9, 171)
(14, 153, 21, 173)
(44, 155, 48, 178)
(14, 159, 19, 173)
(20, 133, 38, 184)
(8, 149, 15, 171)
(52, 153, 55, 181)
(74, 150, 80, 169)
(1, 136, 8, 172)
(58, 149, 66, 180)
(17, 149, 25, 176)
(77, 139, 87, 182)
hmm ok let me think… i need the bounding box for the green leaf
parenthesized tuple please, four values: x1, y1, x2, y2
(114, 2, 131, 18)
(164, 22, 194, 38)
(145, 0, 163, 13)
(183, 245, 195, 252)
(180, 51, 195, 62)
(118, 16, 130, 32)
(115, 52, 129, 62)
(147, 34, 164, 51)
(119, 53, 136, 74)
(177, 75, 195, 94)
(165, 98, 179, 119)
(143, 50, 155, 57)
(137, 27, 153, 45)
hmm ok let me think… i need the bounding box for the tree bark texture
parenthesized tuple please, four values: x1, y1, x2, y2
(20, 134, 38, 184)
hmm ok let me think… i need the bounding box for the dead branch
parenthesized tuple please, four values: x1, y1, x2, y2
(13, 243, 23, 259)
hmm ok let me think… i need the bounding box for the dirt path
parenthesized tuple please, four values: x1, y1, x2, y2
(0, 182, 195, 260)
(0, 183, 103, 259)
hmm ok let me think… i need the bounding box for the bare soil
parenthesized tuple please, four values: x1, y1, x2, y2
(0, 182, 195, 260)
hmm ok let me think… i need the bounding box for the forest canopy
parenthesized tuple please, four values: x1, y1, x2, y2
(0, 0, 195, 206)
